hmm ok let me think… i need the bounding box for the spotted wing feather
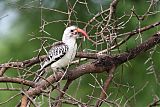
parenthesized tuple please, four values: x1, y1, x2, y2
(33, 42, 68, 83)
(41, 41, 68, 69)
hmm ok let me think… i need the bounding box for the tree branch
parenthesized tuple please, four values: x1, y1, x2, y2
(1, 21, 160, 72)
(95, 66, 116, 107)
(100, 21, 160, 53)
(53, 80, 73, 107)
(0, 77, 35, 87)
(19, 31, 160, 106)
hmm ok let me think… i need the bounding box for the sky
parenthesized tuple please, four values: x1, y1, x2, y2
(0, 1, 19, 37)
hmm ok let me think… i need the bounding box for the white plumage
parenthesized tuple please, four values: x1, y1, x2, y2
(34, 26, 88, 82)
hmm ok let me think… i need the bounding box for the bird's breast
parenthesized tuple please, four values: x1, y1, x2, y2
(51, 43, 77, 71)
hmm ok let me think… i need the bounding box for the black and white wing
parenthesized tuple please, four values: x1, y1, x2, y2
(41, 41, 69, 69)
(33, 41, 68, 83)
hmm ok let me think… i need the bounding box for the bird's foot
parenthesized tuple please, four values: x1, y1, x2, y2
(56, 67, 66, 72)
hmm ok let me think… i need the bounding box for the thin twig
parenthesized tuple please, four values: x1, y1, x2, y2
(0, 93, 21, 106)
(18, 32, 160, 105)
(53, 80, 73, 107)
(95, 66, 116, 107)
(99, 21, 160, 53)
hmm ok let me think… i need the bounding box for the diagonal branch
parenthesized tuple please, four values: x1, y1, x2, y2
(95, 66, 116, 107)
(113, 21, 160, 49)
(53, 80, 73, 107)
(1, 21, 160, 72)
(100, 21, 160, 53)
(20, 31, 160, 106)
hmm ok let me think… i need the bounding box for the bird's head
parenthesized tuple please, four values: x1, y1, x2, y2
(62, 26, 88, 42)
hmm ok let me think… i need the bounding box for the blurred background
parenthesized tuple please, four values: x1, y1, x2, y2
(0, 0, 160, 106)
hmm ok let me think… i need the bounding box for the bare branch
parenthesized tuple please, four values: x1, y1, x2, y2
(53, 80, 73, 107)
(95, 66, 116, 107)
(0, 77, 35, 87)
(18, 32, 160, 105)
(100, 21, 160, 53)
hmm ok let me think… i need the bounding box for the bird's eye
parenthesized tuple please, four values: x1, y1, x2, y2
(70, 30, 74, 32)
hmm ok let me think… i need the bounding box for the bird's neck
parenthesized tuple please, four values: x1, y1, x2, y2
(62, 37, 76, 47)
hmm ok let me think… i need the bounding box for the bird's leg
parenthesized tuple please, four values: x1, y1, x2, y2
(51, 67, 63, 81)
(57, 67, 65, 72)
(54, 68, 64, 94)
(53, 67, 65, 81)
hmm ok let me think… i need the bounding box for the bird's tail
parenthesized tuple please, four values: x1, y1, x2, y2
(25, 68, 46, 107)
(16, 68, 46, 107)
